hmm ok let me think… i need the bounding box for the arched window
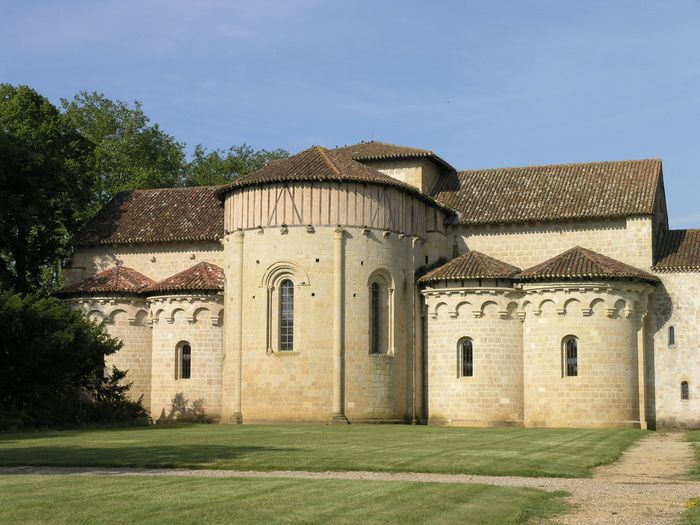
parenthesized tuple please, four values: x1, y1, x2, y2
(370, 282, 382, 354)
(279, 279, 294, 351)
(459, 338, 474, 377)
(369, 279, 389, 354)
(669, 326, 676, 346)
(181, 344, 191, 379)
(682, 381, 689, 400)
(176, 342, 191, 380)
(563, 336, 578, 377)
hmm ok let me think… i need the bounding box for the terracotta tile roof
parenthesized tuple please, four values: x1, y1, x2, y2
(331, 141, 455, 171)
(520, 246, 659, 283)
(143, 262, 224, 293)
(77, 186, 225, 246)
(217, 146, 451, 211)
(56, 266, 155, 296)
(653, 229, 700, 272)
(419, 251, 521, 283)
(431, 159, 662, 225)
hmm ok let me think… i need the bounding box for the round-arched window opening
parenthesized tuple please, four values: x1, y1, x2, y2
(682, 381, 689, 401)
(563, 336, 578, 377)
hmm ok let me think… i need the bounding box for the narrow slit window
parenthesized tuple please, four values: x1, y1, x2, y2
(280, 279, 294, 351)
(669, 326, 676, 346)
(369, 279, 389, 354)
(460, 339, 473, 377)
(370, 282, 380, 354)
(181, 344, 191, 379)
(564, 337, 578, 377)
(682, 381, 689, 400)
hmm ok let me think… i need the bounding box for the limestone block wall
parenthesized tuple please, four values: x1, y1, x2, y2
(149, 295, 224, 420)
(521, 283, 651, 428)
(454, 216, 654, 271)
(65, 241, 224, 285)
(220, 224, 431, 423)
(651, 272, 700, 428)
(422, 284, 523, 426)
(66, 297, 153, 411)
(362, 158, 441, 194)
(224, 182, 447, 238)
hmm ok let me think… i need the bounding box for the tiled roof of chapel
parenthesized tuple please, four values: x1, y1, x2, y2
(56, 266, 155, 295)
(653, 229, 700, 272)
(330, 140, 455, 171)
(430, 159, 663, 225)
(419, 251, 521, 283)
(520, 246, 659, 283)
(75, 142, 669, 247)
(77, 185, 225, 246)
(216, 145, 451, 210)
(143, 262, 224, 293)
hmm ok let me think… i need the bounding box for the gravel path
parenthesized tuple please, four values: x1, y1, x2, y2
(1, 432, 697, 524)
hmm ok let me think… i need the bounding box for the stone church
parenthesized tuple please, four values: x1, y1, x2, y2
(58, 141, 700, 429)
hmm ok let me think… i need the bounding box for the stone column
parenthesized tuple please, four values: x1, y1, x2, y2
(412, 286, 425, 424)
(636, 291, 651, 430)
(331, 227, 349, 423)
(231, 230, 245, 423)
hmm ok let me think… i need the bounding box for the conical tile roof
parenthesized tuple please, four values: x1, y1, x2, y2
(521, 246, 659, 283)
(331, 140, 454, 171)
(56, 266, 155, 295)
(217, 146, 450, 210)
(419, 251, 520, 283)
(144, 262, 224, 293)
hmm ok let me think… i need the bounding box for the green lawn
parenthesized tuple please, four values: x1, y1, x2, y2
(679, 498, 700, 524)
(0, 424, 643, 478)
(687, 432, 700, 480)
(0, 474, 569, 525)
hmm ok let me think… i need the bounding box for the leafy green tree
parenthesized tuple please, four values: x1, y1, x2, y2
(61, 91, 186, 209)
(0, 289, 148, 428)
(184, 143, 288, 186)
(0, 84, 94, 294)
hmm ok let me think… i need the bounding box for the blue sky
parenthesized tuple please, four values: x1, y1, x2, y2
(2, 0, 699, 228)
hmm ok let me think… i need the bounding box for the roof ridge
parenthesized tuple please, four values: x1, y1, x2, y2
(123, 184, 226, 194)
(456, 158, 661, 175)
(113, 264, 122, 287)
(200, 261, 213, 285)
(360, 140, 432, 154)
(314, 146, 342, 177)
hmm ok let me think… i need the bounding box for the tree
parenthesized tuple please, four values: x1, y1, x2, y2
(0, 84, 94, 294)
(61, 91, 186, 210)
(184, 143, 288, 186)
(0, 289, 148, 428)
